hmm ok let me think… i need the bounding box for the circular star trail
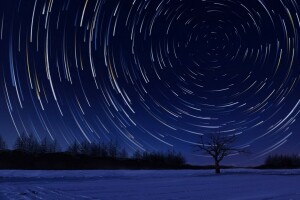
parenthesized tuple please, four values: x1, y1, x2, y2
(1, 0, 300, 162)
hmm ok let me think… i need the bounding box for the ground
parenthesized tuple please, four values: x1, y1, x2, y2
(0, 169, 299, 200)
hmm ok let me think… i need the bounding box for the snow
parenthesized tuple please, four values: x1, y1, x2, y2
(0, 169, 299, 200)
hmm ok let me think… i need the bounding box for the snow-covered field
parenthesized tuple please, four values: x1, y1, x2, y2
(0, 169, 299, 200)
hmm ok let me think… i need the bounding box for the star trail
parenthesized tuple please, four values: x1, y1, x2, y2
(1, 0, 300, 164)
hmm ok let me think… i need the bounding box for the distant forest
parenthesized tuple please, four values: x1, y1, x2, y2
(0, 134, 299, 170)
(259, 154, 300, 169)
(0, 134, 186, 170)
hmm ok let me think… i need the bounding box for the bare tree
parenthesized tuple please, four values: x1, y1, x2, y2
(14, 133, 40, 154)
(107, 140, 118, 159)
(119, 148, 128, 159)
(195, 133, 246, 174)
(67, 141, 80, 155)
(0, 135, 6, 150)
(80, 141, 91, 155)
(40, 137, 59, 153)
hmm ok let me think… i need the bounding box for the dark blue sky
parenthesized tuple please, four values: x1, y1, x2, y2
(0, 0, 300, 165)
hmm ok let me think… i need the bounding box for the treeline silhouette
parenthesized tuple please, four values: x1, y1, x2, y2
(260, 154, 300, 169)
(0, 134, 186, 170)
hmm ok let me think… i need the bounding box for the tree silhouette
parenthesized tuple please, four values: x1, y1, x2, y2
(40, 137, 59, 153)
(67, 141, 80, 155)
(119, 148, 128, 159)
(0, 135, 6, 150)
(107, 140, 118, 159)
(14, 133, 40, 154)
(195, 133, 246, 174)
(80, 141, 91, 155)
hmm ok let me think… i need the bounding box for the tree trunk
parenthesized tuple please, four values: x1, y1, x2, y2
(215, 161, 220, 174)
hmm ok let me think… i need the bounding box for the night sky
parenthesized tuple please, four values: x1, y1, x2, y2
(1, 0, 300, 165)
